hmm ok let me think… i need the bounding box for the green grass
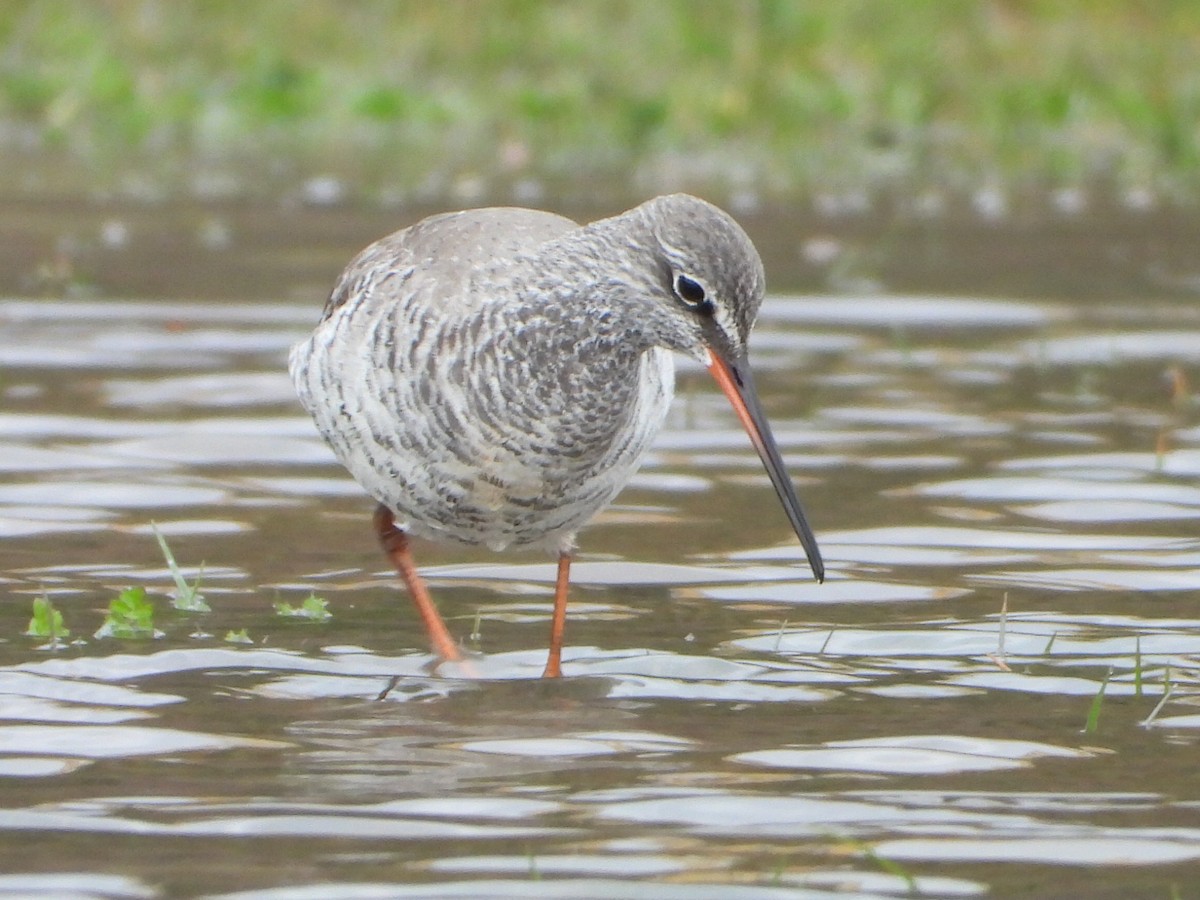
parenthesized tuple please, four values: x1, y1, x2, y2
(152, 522, 210, 612)
(2, 1, 1199, 205)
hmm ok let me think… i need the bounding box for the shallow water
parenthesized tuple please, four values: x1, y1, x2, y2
(1, 205, 1199, 898)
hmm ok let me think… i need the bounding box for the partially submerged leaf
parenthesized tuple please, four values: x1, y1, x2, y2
(274, 593, 332, 622)
(95, 586, 160, 640)
(26, 596, 69, 641)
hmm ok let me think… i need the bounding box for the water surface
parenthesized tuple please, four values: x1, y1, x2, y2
(0, 205, 1198, 897)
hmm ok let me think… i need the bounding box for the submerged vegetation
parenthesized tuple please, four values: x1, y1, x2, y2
(12, 526, 1190, 744)
(94, 586, 159, 640)
(274, 594, 333, 622)
(18, 530, 329, 645)
(25, 595, 68, 644)
(1, 1, 1198, 207)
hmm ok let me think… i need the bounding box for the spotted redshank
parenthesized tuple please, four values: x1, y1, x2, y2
(290, 194, 823, 676)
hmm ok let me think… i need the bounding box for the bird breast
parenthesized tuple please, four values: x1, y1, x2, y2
(291, 288, 675, 553)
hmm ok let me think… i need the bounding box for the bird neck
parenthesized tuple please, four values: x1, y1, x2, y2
(508, 211, 663, 352)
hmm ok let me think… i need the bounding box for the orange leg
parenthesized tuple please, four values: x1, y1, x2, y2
(373, 505, 464, 663)
(541, 551, 572, 678)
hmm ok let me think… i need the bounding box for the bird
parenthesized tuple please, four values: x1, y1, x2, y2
(289, 193, 823, 677)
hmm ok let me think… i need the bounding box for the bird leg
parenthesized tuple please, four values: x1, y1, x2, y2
(541, 551, 572, 678)
(373, 504, 464, 663)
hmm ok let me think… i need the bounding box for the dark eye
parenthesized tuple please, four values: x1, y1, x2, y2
(674, 274, 712, 313)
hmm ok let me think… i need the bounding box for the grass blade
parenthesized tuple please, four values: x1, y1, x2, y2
(1083, 668, 1112, 734)
(1133, 635, 1143, 698)
(152, 522, 210, 612)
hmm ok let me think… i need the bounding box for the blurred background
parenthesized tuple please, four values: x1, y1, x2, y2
(1, 1, 1197, 211)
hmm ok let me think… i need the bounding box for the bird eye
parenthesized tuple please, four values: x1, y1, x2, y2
(674, 274, 712, 312)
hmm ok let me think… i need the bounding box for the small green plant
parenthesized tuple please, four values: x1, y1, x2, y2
(1083, 668, 1112, 734)
(95, 587, 159, 639)
(274, 593, 332, 621)
(224, 628, 253, 644)
(152, 522, 210, 612)
(26, 596, 69, 643)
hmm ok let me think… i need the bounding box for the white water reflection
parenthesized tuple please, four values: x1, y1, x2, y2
(460, 731, 693, 757)
(0, 801, 562, 840)
(972, 567, 1200, 591)
(878, 836, 1200, 866)
(105, 372, 297, 407)
(733, 735, 1090, 774)
(1016, 499, 1200, 522)
(820, 405, 1011, 436)
(908, 475, 1200, 506)
(0, 479, 231, 508)
(99, 433, 330, 466)
(766, 295, 1059, 328)
(0, 723, 285, 758)
(206, 881, 845, 899)
(1021, 330, 1200, 364)
(0, 874, 156, 898)
(737, 613, 1200, 660)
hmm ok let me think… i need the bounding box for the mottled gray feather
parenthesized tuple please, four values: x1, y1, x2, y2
(290, 194, 764, 554)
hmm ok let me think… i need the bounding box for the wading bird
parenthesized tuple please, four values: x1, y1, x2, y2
(290, 194, 823, 677)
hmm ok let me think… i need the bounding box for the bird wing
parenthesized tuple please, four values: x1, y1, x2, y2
(321, 207, 578, 320)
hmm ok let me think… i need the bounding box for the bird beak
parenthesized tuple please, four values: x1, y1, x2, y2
(707, 349, 825, 582)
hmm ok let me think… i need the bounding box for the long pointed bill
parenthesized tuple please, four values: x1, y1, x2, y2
(707, 349, 825, 582)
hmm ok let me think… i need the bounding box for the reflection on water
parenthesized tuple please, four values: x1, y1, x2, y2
(0, 269, 1198, 895)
